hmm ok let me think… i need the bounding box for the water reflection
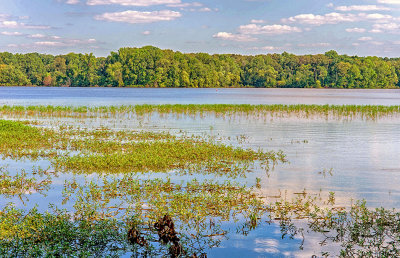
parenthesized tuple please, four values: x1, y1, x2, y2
(1, 87, 400, 106)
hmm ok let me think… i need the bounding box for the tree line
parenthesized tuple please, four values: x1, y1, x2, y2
(0, 46, 399, 88)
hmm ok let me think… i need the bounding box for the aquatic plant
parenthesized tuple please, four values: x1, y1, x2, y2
(265, 193, 400, 257)
(62, 176, 265, 227)
(0, 204, 129, 257)
(0, 204, 224, 257)
(0, 166, 52, 203)
(1, 104, 400, 120)
(0, 119, 286, 177)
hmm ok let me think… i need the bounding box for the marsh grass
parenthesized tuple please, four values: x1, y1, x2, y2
(0, 119, 286, 177)
(1, 104, 400, 120)
(0, 120, 57, 159)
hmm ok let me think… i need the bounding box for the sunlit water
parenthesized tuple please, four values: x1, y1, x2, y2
(1, 87, 400, 257)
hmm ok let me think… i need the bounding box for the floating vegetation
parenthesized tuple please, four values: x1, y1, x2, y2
(1, 104, 400, 120)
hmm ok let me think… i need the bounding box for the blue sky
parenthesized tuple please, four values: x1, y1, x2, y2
(1, 0, 400, 57)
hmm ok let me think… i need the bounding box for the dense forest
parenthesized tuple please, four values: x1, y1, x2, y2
(0, 46, 399, 88)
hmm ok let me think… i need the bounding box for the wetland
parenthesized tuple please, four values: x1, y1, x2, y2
(1, 88, 400, 257)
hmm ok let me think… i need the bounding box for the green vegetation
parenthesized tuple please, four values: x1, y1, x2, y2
(0, 204, 128, 257)
(1, 47, 400, 88)
(0, 167, 52, 202)
(62, 176, 264, 223)
(0, 119, 285, 176)
(267, 195, 400, 257)
(2, 185, 400, 257)
(1, 104, 400, 120)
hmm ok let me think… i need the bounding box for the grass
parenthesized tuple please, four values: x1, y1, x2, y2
(0, 119, 286, 176)
(1, 104, 400, 120)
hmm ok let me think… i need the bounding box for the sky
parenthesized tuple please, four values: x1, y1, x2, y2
(0, 0, 400, 57)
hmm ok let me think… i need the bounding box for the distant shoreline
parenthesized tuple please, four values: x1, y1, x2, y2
(1, 46, 399, 89)
(1, 86, 399, 90)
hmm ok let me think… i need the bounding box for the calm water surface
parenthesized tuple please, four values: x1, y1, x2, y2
(1, 87, 400, 257)
(1, 87, 400, 105)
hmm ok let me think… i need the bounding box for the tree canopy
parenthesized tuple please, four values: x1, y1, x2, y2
(0, 47, 399, 88)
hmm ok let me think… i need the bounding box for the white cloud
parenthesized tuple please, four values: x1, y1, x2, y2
(251, 19, 266, 24)
(35, 41, 65, 47)
(239, 24, 302, 34)
(334, 5, 391, 11)
(66, 0, 80, 4)
(167, 2, 202, 7)
(372, 22, 400, 31)
(9, 38, 98, 49)
(250, 45, 290, 52)
(1, 31, 23, 36)
(142, 30, 151, 35)
(213, 32, 257, 42)
(370, 29, 383, 33)
(369, 22, 400, 33)
(346, 27, 366, 33)
(87, 0, 181, 6)
(283, 12, 395, 26)
(95, 10, 181, 24)
(358, 36, 373, 41)
(0, 20, 50, 29)
(377, 0, 400, 4)
(297, 43, 331, 47)
(360, 13, 393, 22)
(283, 13, 358, 25)
(259, 46, 279, 51)
(199, 7, 212, 12)
(28, 33, 46, 38)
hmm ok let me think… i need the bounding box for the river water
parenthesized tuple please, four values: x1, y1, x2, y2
(1, 87, 400, 106)
(1, 87, 400, 257)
